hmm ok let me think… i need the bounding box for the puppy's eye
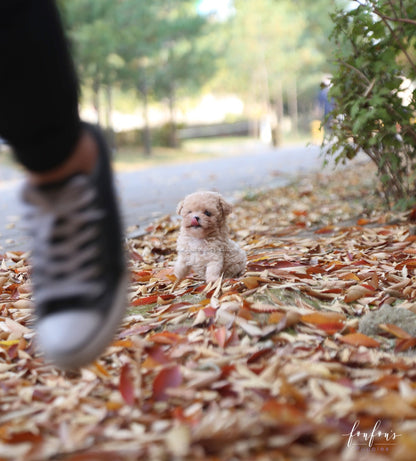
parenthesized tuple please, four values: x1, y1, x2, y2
(204, 210, 212, 217)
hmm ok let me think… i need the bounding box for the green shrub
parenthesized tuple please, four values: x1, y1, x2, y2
(326, 0, 416, 209)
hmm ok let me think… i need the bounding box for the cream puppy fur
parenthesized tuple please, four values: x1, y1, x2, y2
(174, 191, 246, 283)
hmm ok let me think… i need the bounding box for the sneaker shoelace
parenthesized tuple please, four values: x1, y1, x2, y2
(24, 175, 105, 307)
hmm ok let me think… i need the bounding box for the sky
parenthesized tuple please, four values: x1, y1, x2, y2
(196, 0, 234, 21)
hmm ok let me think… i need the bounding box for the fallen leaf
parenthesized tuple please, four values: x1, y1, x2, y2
(314, 225, 335, 234)
(212, 326, 227, 348)
(338, 332, 381, 348)
(119, 363, 135, 406)
(148, 331, 184, 346)
(131, 294, 175, 306)
(379, 323, 412, 339)
(344, 285, 374, 303)
(153, 366, 183, 402)
(301, 312, 346, 334)
(395, 337, 416, 352)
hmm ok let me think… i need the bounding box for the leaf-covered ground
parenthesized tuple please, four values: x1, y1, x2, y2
(2, 160, 416, 460)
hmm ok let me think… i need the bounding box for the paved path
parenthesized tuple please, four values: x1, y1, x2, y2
(0, 141, 324, 252)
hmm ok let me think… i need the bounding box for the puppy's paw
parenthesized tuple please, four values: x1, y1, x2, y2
(205, 267, 222, 283)
(206, 275, 219, 283)
(174, 262, 189, 281)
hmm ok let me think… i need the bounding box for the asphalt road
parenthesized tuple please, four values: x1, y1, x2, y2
(0, 141, 324, 252)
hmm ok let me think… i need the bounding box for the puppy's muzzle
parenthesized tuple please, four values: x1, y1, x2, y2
(190, 216, 202, 228)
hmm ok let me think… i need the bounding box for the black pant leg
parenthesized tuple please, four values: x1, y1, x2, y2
(0, 0, 81, 172)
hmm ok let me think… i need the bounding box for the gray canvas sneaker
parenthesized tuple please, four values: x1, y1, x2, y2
(22, 123, 127, 369)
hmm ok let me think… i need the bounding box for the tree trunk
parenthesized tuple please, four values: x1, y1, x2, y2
(105, 85, 115, 153)
(272, 80, 284, 146)
(139, 81, 152, 156)
(105, 85, 113, 130)
(92, 79, 101, 125)
(275, 80, 284, 124)
(168, 85, 178, 148)
(288, 80, 298, 135)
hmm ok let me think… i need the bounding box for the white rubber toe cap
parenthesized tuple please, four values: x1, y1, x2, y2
(36, 310, 101, 366)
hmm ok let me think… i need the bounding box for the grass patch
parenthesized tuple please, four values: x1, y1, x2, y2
(113, 145, 216, 171)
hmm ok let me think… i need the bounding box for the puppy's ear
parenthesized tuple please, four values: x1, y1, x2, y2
(176, 200, 184, 215)
(218, 196, 232, 217)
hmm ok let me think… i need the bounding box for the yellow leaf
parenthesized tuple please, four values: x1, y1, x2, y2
(0, 340, 20, 347)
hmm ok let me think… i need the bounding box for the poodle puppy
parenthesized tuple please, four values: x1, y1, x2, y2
(174, 191, 246, 283)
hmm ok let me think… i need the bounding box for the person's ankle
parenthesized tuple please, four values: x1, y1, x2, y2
(28, 129, 98, 186)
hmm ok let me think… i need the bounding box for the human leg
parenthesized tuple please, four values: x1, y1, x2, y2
(0, 0, 127, 369)
(0, 0, 81, 172)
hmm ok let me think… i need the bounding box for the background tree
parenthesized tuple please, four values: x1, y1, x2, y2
(58, 0, 348, 152)
(60, 0, 120, 127)
(153, 0, 218, 147)
(60, 0, 217, 154)
(326, 0, 416, 208)
(113, 0, 164, 155)
(212, 0, 340, 142)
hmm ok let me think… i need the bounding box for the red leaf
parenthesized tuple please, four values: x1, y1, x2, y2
(119, 363, 135, 405)
(314, 225, 335, 234)
(316, 322, 345, 334)
(203, 306, 216, 318)
(148, 331, 184, 346)
(397, 259, 416, 270)
(5, 431, 43, 445)
(408, 208, 416, 222)
(131, 271, 152, 282)
(357, 218, 370, 225)
(142, 345, 171, 369)
(293, 209, 308, 217)
(395, 337, 416, 352)
(153, 366, 182, 402)
(131, 294, 175, 306)
(374, 375, 401, 390)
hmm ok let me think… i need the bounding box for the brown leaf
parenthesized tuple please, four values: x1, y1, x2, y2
(301, 312, 346, 333)
(241, 276, 263, 289)
(212, 326, 227, 348)
(344, 285, 374, 302)
(261, 400, 305, 425)
(268, 312, 285, 324)
(338, 332, 381, 348)
(379, 323, 412, 339)
(302, 312, 346, 322)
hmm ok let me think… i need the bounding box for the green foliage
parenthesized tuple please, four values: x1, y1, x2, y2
(214, 0, 344, 117)
(59, 0, 218, 149)
(326, 0, 416, 209)
(61, 0, 119, 86)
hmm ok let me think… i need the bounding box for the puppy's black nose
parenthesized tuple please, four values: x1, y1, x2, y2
(194, 216, 200, 222)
